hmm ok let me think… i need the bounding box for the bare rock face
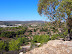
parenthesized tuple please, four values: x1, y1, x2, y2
(24, 40, 72, 54)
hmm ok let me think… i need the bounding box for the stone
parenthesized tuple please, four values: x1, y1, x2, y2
(24, 40, 72, 54)
(19, 52, 23, 54)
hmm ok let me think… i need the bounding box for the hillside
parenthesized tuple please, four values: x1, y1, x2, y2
(0, 21, 44, 25)
(24, 40, 72, 54)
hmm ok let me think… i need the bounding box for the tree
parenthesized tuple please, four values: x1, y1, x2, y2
(9, 40, 20, 51)
(0, 41, 9, 51)
(9, 37, 28, 51)
(38, 0, 72, 40)
(32, 35, 50, 44)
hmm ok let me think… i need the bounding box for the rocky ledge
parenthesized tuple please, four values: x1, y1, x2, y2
(24, 40, 72, 54)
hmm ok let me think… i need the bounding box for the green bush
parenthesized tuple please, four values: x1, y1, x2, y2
(51, 34, 60, 40)
(32, 35, 50, 44)
(40, 28, 48, 32)
(28, 30, 32, 32)
(47, 32, 51, 35)
(15, 29, 26, 35)
(63, 29, 68, 36)
(0, 41, 5, 51)
(34, 29, 36, 32)
(9, 37, 28, 51)
(0, 37, 29, 51)
(0, 26, 27, 38)
(51, 29, 58, 33)
(0, 28, 3, 35)
(0, 41, 9, 51)
(17, 37, 29, 45)
(9, 40, 20, 51)
(1, 31, 16, 38)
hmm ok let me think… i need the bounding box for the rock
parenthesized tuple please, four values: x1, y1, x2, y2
(19, 48, 27, 53)
(19, 52, 23, 54)
(24, 40, 72, 54)
(58, 38, 64, 40)
(35, 43, 41, 46)
(65, 35, 70, 41)
(20, 46, 30, 49)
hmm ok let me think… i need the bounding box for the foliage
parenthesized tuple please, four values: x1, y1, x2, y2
(0, 41, 5, 51)
(9, 37, 28, 51)
(34, 29, 36, 32)
(9, 40, 20, 51)
(47, 32, 51, 35)
(52, 29, 59, 33)
(16, 27, 27, 35)
(38, 0, 72, 40)
(0, 28, 3, 34)
(51, 34, 60, 40)
(27, 30, 32, 32)
(38, 0, 72, 21)
(0, 37, 29, 51)
(1, 31, 16, 38)
(0, 41, 9, 51)
(32, 35, 50, 44)
(40, 28, 48, 32)
(0, 26, 27, 38)
(63, 29, 68, 36)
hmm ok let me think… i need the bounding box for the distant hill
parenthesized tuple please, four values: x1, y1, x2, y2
(0, 21, 44, 25)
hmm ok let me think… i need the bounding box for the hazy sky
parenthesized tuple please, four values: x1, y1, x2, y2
(0, 0, 46, 21)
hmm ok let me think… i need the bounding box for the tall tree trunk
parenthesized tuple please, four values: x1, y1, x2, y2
(65, 29, 71, 41)
(68, 29, 71, 40)
(65, 17, 72, 41)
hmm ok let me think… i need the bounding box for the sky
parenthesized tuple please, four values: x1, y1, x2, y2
(0, 0, 46, 21)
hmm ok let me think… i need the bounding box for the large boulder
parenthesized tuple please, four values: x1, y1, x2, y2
(24, 40, 72, 54)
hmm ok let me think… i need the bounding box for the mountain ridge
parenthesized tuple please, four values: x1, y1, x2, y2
(0, 21, 45, 25)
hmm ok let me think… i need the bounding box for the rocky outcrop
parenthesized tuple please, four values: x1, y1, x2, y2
(24, 40, 72, 54)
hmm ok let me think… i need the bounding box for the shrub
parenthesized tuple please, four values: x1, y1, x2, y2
(1, 31, 16, 38)
(32, 35, 50, 44)
(0, 41, 9, 51)
(9, 40, 20, 51)
(28, 30, 32, 32)
(40, 28, 48, 32)
(9, 37, 29, 51)
(63, 29, 68, 36)
(34, 29, 36, 32)
(0, 41, 5, 51)
(15, 29, 26, 35)
(51, 34, 60, 40)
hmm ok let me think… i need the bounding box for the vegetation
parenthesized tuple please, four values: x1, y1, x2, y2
(0, 37, 29, 51)
(51, 34, 60, 40)
(40, 27, 48, 32)
(63, 29, 68, 36)
(0, 0, 71, 53)
(0, 41, 9, 51)
(0, 26, 27, 38)
(32, 35, 50, 44)
(0, 23, 68, 53)
(9, 37, 28, 51)
(1, 31, 16, 38)
(34, 29, 36, 32)
(0, 21, 69, 53)
(38, 0, 72, 40)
